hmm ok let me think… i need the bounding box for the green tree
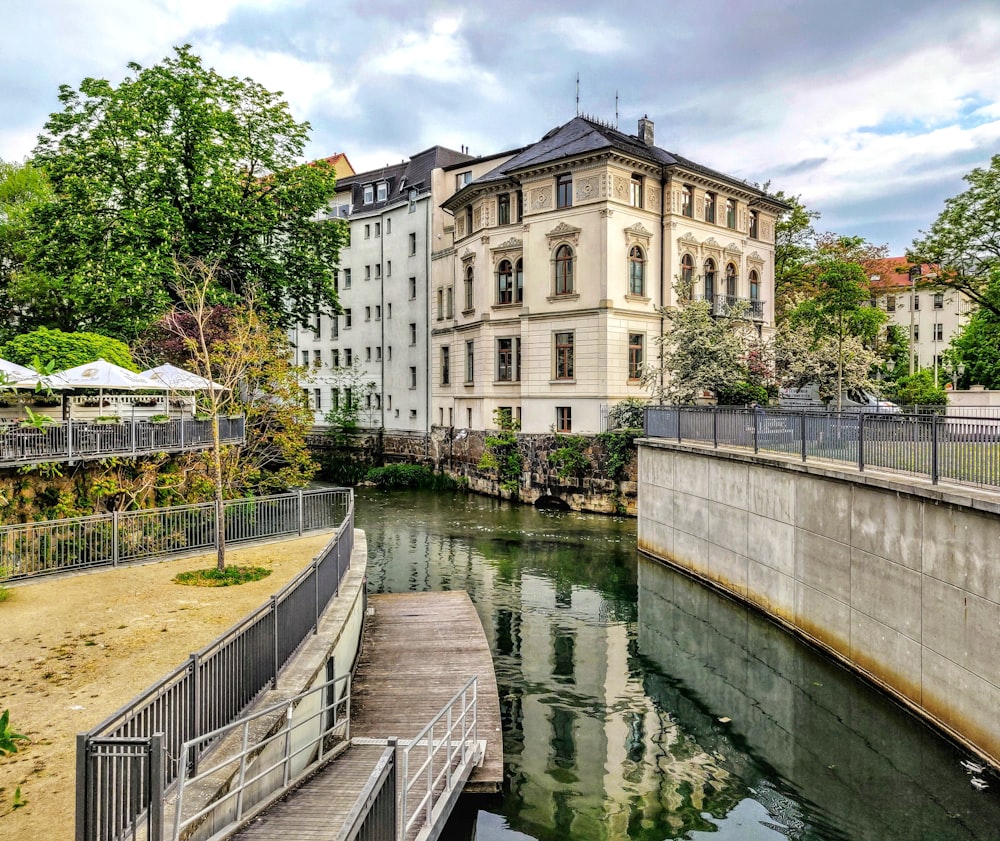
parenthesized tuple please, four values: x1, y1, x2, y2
(16, 46, 346, 338)
(943, 267, 1000, 388)
(779, 259, 885, 409)
(910, 154, 1000, 317)
(773, 191, 820, 320)
(1, 327, 135, 369)
(323, 364, 379, 446)
(646, 283, 764, 404)
(0, 160, 53, 338)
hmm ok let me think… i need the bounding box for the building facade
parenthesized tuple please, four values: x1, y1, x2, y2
(868, 258, 974, 384)
(432, 116, 786, 434)
(295, 146, 477, 431)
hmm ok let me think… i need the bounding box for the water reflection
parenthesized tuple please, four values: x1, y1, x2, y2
(354, 489, 998, 841)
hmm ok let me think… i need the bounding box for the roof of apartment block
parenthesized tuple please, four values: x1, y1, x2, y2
(450, 116, 787, 208)
(335, 145, 474, 213)
(868, 257, 937, 289)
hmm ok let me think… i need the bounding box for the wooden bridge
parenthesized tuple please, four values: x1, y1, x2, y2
(211, 591, 502, 841)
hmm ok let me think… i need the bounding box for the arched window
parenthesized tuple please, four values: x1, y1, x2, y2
(680, 254, 694, 292)
(704, 258, 716, 304)
(628, 246, 645, 296)
(555, 245, 574, 295)
(726, 263, 737, 298)
(497, 259, 514, 304)
(750, 269, 761, 319)
(464, 265, 474, 311)
(515, 259, 524, 303)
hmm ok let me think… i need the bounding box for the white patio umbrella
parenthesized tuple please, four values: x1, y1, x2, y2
(0, 358, 36, 386)
(54, 358, 161, 391)
(140, 363, 227, 392)
(53, 359, 163, 419)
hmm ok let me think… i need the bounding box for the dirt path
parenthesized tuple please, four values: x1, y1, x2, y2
(0, 532, 336, 841)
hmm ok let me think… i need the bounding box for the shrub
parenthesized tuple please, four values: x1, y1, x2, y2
(548, 434, 591, 479)
(716, 380, 769, 406)
(597, 430, 637, 481)
(2, 327, 135, 370)
(365, 464, 456, 489)
(608, 398, 646, 430)
(479, 409, 522, 496)
(174, 566, 271, 586)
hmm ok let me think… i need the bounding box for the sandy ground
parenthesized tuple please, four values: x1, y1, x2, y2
(0, 532, 336, 841)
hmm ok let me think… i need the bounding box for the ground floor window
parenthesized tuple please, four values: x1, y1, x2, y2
(556, 406, 572, 432)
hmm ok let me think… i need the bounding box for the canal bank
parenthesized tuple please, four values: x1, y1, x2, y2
(637, 438, 1000, 773)
(356, 487, 1000, 841)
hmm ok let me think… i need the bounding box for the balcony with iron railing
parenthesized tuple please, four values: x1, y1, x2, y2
(692, 294, 766, 321)
(0, 415, 245, 468)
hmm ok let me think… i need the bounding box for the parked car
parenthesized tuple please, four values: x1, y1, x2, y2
(778, 384, 901, 414)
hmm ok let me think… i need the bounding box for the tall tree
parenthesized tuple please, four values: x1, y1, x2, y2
(943, 267, 1000, 388)
(16, 46, 346, 338)
(780, 259, 885, 409)
(910, 154, 1000, 317)
(0, 160, 53, 337)
(773, 191, 820, 320)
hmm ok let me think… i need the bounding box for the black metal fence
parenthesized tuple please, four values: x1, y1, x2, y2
(0, 416, 244, 467)
(1, 487, 350, 582)
(645, 405, 1000, 490)
(74, 488, 354, 841)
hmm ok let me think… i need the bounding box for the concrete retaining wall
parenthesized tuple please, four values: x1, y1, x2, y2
(637, 439, 1000, 767)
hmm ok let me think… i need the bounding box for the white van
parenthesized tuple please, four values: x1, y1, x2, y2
(778, 384, 900, 414)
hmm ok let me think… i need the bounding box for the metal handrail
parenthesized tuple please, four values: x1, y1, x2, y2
(0, 416, 244, 467)
(171, 674, 352, 841)
(75, 489, 354, 841)
(644, 405, 1000, 489)
(399, 676, 479, 841)
(2, 486, 349, 581)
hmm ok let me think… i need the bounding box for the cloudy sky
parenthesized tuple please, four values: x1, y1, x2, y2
(4, 0, 999, 254)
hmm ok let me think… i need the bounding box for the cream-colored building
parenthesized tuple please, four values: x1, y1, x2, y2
(868, 258, 974, 384)
(433, 116, 786, 434)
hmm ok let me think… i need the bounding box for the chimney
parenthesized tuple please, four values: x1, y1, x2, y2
(638, 115, 654, 146)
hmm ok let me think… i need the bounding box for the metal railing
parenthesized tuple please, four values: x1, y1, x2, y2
(0, 416, 244, 468)
(170, 674, 352, 841)
(399, 676, 480, 841)
(1, 487, 349, 582)
(645, 405, 1000, 489)
(75, 489, 354, 841)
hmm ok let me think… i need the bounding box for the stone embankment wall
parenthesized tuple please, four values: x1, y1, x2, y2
(308, 427, 638, 515)
(637, 438, 1000, 768)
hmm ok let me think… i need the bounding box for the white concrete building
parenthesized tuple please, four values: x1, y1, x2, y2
(295, 146, 477, 431)
(868, 258, 975, 384)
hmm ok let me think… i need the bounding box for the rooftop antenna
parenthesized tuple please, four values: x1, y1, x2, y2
(576, 73, 580, 116)
(615, 91, 619, 129)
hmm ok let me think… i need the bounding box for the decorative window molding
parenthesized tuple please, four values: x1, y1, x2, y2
(490, 237, 523, 266)
(624, 222, 653, 250)
(546, 221, 581, 248)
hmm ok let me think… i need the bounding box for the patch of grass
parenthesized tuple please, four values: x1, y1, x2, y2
(0, 585, 10, 603)
(174, 566, 272, 587)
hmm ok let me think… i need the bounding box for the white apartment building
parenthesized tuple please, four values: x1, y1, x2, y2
(295, 146, 477, 431)
(869, 258, 974, 384)
(433, 116, 787, 435)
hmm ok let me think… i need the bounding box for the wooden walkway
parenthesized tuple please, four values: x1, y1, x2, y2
(232, 591, 502, 841)
(351, 591, 503, 793)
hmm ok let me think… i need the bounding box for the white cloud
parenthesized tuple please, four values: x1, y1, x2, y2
(543, 16, 626, 55)
(198, 41, 359, 119)
(367, 14, 498, 93)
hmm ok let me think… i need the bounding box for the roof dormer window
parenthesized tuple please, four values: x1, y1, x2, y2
(377, 182, 388, 202)
(363, 185, 374, 204)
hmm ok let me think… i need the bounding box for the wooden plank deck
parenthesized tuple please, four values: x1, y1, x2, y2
(351, 592, 503, 793)
(231, 591, 502, 840)
(232, 744, 387, 840)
